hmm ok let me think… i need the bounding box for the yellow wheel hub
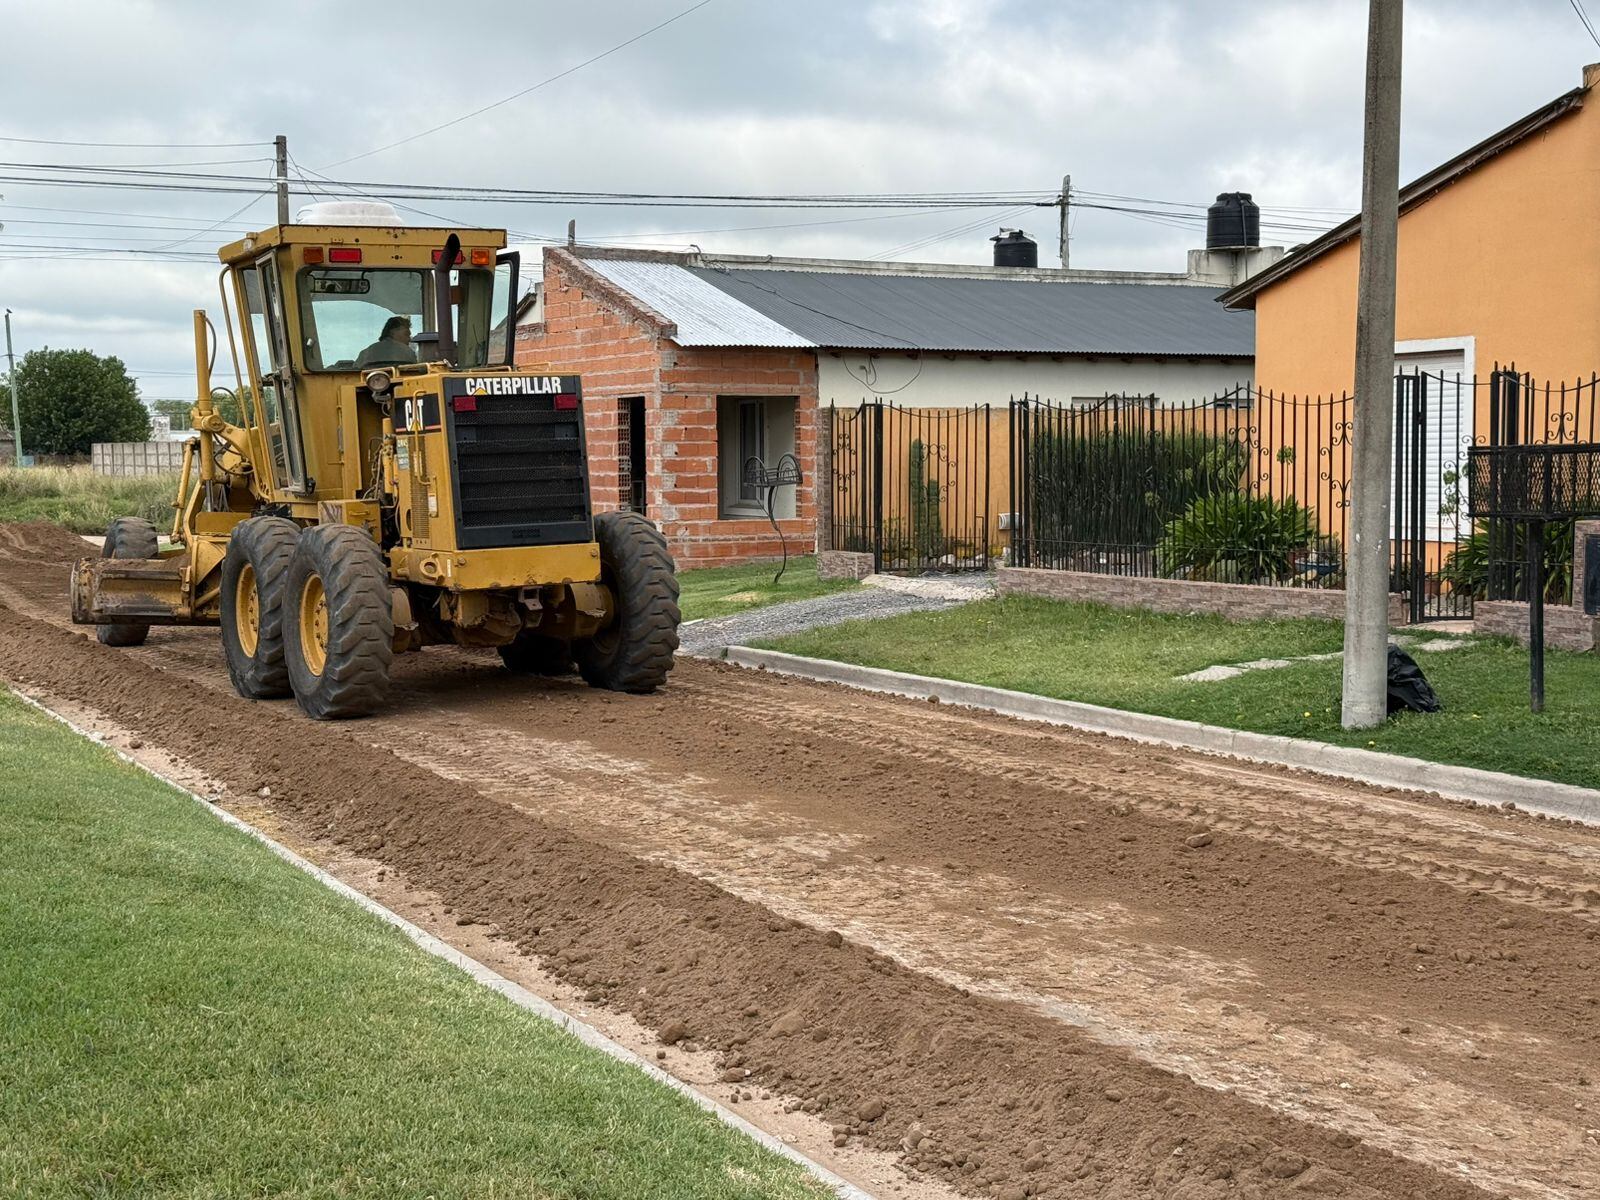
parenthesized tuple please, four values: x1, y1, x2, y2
(235, 564, 260, 658)
(298, 574, 330, 677)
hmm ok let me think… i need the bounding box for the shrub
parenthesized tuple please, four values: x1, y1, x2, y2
(1158, 493, 1318, 585)
(1026, 427, 1246, 559)
(1439, 520, 1572, 602)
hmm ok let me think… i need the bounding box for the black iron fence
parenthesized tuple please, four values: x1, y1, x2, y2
(1010, 387, 1354, 593)
(829, 370, 1600, 621)
(829, 402, 994, 572)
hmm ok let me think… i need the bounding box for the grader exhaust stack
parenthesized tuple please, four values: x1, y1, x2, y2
(72, 205, 680, 718)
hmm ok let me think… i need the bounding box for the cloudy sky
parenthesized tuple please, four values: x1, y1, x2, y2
(0, 0, 1591, 408)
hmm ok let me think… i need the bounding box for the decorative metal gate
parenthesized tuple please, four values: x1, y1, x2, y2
(1391, 369, 1474, 622)
(829, 402, 994, 573)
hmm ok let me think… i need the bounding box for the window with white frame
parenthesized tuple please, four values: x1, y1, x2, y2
(717, 396, 797, 519)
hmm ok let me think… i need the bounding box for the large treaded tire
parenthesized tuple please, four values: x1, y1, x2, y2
(499, 631, 574, 676)
(574, 511, 680, 694)
(97, 516, 159, 647)
(219, 516, 301, 699)
(282, 524, 394, 720)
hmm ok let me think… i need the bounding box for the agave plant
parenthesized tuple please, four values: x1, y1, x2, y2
(1158, 494, 1318, 585)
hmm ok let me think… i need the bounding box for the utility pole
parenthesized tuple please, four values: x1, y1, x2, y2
(274, 134, 290, 225)
(1341, 0, 1404, 730)
(1058, 175, 1071, 268)
(4, 308, 23, 468)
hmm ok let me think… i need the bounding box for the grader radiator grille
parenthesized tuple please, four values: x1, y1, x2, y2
(444, 377, 593, 550)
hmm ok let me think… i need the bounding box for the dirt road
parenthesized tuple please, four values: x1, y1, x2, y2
(3, 520, 1596, 1200)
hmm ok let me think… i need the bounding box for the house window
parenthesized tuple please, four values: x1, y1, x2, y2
(619, 396, 646, 513)
(717, 395, 796, 519)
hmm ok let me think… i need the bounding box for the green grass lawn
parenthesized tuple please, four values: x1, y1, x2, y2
(762, 596, 1600, 790)
(677, 556, 857, 622)
(0, 690, 826, 1200)
(0, 466, 178, 533)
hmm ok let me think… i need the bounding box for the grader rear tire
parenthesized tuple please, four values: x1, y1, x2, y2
(282, 525, 394, 720)
(97, 517, 159, 647)
(219, 516, 301, 699)
(574, 511, 680, 694)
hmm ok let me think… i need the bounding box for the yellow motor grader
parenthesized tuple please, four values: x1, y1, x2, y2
(72, 206, 679, 718)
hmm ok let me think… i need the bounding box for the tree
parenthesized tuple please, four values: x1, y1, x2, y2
(12, 349, 149, 457)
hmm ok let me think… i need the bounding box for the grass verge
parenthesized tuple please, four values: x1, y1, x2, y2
(0, 689, 827, 1200)
(678, 556, 857, 622)
(760, 595, 1600, 791)
(0, 465, 178, 533)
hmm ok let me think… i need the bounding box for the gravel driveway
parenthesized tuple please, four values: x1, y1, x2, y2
(680, 573, 992, 655)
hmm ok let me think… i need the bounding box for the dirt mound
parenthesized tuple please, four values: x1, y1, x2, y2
(0, 599, 1498, 1199)
(0, 520, 100, 564)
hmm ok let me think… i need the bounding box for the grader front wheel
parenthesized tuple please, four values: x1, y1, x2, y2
(282, 525, 394, 720)
(574, 511, 680, 694)
(219, 516, 300, 699)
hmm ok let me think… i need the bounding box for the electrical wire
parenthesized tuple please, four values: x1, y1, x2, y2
(1568, 0, 1600, 48)
(0, 135, 268, 148)
(321, 0, 718, 168)
(874, 205, 1035, 259)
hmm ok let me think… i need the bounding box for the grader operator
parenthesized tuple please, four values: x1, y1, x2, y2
(71, 203, 679, 719)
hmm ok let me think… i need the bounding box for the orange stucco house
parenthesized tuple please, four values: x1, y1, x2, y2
(1222, 63, 1600, 396)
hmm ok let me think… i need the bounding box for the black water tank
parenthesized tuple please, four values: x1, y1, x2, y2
(991, 228, 1038, 268)
(1206, 192, 1261, 250)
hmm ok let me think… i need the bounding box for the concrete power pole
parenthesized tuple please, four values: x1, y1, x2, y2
(274, 134, 290, 225)
(1341, 0, 1404, 730)
(1058, 175, 1071, 268)
(4, 309, 22, 467)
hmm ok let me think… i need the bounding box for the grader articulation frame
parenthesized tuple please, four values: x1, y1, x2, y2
(72, 213, 679, 718)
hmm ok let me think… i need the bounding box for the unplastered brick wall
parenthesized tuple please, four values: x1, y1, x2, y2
(1473, 601, 1597, 651)
(657, 346, 820, 567)
(518, 248, 821, 568)
(996, 567, 1410, 625)
(516, 256, 664, 513)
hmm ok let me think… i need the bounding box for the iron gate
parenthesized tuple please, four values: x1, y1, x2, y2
(829, 402, 994, 573)
(1390, 369, 1474, 622)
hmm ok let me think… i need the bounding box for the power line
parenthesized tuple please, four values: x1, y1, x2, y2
(0, 167, 1059, 209)
(322, 0, 718, 168)
(0, 134, 269, 149)
(874, 205, 1034, 259)
(1568, 0, 1600, 47)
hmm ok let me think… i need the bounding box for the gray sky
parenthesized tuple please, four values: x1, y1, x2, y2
(0, 0, 1590, 407)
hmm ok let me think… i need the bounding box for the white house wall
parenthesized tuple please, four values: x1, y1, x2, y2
(815, 353, 1255, 410)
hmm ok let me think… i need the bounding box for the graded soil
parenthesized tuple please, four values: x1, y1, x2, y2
(3, 520, 1597, 1200)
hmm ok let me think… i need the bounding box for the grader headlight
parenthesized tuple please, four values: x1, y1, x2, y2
(363, 368, 394, 398)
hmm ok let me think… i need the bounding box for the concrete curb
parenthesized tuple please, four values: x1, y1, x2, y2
(719, 647, 1600, 827)
(8, 687, 876, 1200)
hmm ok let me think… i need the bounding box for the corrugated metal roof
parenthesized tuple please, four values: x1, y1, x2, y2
(687, 266, 1253, 356)
(582, 259, 812, 347)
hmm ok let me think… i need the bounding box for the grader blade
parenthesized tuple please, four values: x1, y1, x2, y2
(71, 556, 189, 626)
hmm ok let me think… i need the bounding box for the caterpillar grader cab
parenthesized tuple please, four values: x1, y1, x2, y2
(71, 203, 680, 718)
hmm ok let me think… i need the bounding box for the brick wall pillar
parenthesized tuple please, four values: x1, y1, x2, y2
(1574, 519, 1600, 612)
(814, 415, 833, 552)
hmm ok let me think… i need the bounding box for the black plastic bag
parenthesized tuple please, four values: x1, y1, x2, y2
(1387, 644, 1441, 714)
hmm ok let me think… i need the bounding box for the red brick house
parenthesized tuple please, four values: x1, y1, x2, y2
(515, 247, 817, 567)
(516, 244, 1254, 566)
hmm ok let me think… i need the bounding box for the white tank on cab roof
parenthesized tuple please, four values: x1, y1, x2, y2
(293, 200, 404, 227)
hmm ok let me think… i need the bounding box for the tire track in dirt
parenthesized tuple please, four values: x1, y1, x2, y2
(381, 714, 1596, 1198)
(4, 521, 1596, 1199)
(669, 675, 1600, 921)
